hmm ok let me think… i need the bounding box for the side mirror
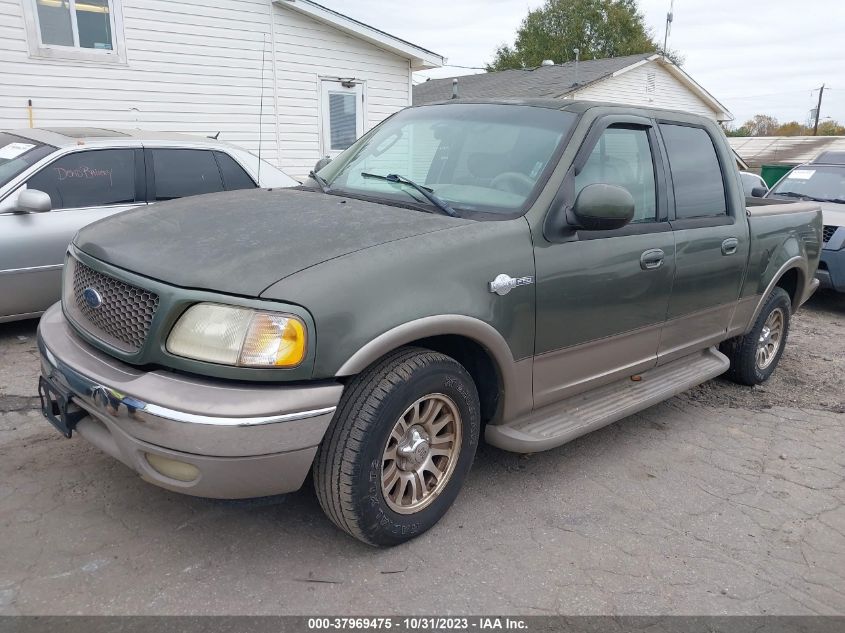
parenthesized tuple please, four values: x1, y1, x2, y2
(313, 156, 332, 173)
(14, 188, 52, 214)
(571, 183, 634, 231)
(751, 186, 768, 198)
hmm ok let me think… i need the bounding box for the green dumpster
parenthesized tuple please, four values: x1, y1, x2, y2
(761, 164, 795, 188)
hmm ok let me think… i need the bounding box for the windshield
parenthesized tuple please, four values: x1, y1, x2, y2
(0, 133, 54, 188)
(320, 104, 577, 216)
(770, 165, 845, 203)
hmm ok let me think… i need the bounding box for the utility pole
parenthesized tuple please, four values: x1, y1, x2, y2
(813, 84, 825, 135)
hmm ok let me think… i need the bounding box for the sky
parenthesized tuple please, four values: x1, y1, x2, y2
(319, 0, 844, 128)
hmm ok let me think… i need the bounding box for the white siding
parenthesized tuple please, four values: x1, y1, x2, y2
(570, 61, 718, 120)
(0, 0, 412, 178)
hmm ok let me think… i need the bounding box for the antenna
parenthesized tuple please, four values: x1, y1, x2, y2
(663, 0, 674, 57)
(258, 33, 268, 185)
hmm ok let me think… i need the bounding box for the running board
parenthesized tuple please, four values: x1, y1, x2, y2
(486, 346, 730, 453)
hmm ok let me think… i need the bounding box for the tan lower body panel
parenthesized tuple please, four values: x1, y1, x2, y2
(76, 414, 317, 499)
(532, 322, 662, 409)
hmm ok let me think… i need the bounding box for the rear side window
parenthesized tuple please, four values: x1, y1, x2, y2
(214, 152, 256, 191)
(659, 124, 727, 219)
(26, 149, 136, 210)
(152, 149, 224, 200)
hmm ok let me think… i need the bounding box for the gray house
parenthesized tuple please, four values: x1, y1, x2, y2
(414, 53, 732, 122)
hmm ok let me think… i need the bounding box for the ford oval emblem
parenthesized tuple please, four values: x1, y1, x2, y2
(82, 287, 103, 309)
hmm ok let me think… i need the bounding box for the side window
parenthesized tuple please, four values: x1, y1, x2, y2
(214, 152, 256, 191)
(574, 126, 657, 223)
(659, 124, 727, 219)
(26, 149, 135, 210)
(152, 149, 224, 200)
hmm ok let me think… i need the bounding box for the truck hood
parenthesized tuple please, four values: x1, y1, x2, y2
(74, 188, 471, 296)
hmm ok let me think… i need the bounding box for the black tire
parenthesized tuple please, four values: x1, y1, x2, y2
(313, 347, 480, 546)
(721, 287, 792, 386)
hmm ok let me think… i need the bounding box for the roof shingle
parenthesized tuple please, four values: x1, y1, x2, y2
(413, 54, 653, 105)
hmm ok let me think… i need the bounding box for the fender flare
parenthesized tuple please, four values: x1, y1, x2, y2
(748, 256, 807, 328)
(335, 315, 530, 421)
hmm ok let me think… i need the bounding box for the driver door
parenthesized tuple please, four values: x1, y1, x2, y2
(532, 118, 676, 407)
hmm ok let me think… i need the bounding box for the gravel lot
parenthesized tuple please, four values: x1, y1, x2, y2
(1, 292, 843, 616)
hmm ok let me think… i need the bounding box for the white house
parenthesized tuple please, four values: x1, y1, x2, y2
(0, 0, 444, 178)
(414, 53, 732, 122)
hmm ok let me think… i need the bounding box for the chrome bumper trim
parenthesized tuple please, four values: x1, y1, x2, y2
(40, 336, 336, 427)
(142, 403, 336, 426)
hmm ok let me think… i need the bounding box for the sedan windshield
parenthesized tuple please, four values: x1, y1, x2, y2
(770, 165, 845, 203)
(320, 104, 577, 216)
(0, 133, 54, 189)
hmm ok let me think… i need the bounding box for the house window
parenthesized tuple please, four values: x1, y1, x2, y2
(23, 0, 126, 62)
(320, 80, 364, 158)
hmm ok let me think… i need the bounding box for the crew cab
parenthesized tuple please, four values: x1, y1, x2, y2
(36, 101, 822, 546)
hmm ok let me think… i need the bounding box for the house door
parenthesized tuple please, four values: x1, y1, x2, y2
(320, 80, 364, 158)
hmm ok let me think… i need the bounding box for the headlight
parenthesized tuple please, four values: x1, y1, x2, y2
(166, 303, 306, 368)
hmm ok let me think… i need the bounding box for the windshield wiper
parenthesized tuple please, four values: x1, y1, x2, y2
(308, 170, 331, 194)
(813, 197, 845, 204)
(361, 172, 459, 217)
(771, 191, 809, 200)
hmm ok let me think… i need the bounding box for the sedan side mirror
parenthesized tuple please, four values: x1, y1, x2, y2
(571, 183, 635, 231)
(15, 188, 52, 214)
(313, 156, 332, 173)
(751, 186, 768, 198)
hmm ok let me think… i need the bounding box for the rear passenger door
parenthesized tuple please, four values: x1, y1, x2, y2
(146, 148, 256, 202)
(657, 121, 750, 363)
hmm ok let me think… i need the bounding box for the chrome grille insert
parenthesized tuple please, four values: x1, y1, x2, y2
(68, 258, 159, 353)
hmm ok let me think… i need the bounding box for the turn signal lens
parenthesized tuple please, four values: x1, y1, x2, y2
(166, 303, 307, 368)
(240, 312, 306, 367)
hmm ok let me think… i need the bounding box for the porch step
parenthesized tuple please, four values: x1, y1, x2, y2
(485, 346, 729, 453)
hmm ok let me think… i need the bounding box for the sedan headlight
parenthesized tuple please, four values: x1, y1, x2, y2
(166, 303, 306, 368)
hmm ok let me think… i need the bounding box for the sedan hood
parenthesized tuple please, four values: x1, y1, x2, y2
(74, 188, 471, 296)
(819, 201, 845, 228)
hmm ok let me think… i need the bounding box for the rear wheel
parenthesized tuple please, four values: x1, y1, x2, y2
(313, 347, 480, 546)
(721, 287, 791, 386)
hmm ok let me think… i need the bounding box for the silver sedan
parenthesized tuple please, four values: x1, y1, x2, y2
(0, 128, 298, 323)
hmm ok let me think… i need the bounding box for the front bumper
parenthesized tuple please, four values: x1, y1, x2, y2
(37, 303, 343, 499)
(817, 246, 845, 293)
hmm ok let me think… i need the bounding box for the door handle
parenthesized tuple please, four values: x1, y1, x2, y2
(640, 248, 665, 270)
(721, 238, 739, 255)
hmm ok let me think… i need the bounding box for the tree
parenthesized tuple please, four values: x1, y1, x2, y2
(741, 114, 780, 137)
(817, 120, 845, 136)
(487, 0, 668, 71)
(724, 125, 751, 138)
(776, 121, 808, 136)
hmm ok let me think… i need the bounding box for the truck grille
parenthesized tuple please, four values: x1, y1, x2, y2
(66, 258, 159, 353)
(823, 225, 838, 243)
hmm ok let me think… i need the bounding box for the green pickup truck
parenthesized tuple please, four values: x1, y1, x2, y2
(37, 100, 822, 546)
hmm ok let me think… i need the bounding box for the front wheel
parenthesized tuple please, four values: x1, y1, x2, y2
(721, 287, 792, 386)
(313, 347, 480, 546)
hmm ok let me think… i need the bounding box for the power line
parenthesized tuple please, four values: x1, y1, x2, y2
(723, 89, 818, 100)
(440, 64, 487, 70)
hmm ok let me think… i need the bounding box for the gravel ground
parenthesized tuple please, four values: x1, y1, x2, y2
(0, 292, 843, 616)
